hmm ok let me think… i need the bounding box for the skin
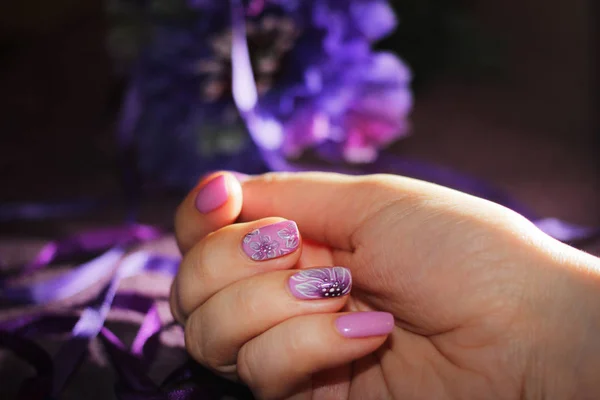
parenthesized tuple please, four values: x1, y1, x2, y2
(170, 172, 600, 400)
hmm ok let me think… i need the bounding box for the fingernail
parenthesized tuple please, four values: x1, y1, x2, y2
(195, 175, 229, 214)
(288, 267, 352, 300)
(242, 220, 300, 261)
(335, 312, 394, 338)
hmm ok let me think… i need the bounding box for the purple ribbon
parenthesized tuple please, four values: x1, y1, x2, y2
(1, 248, 125, 304)
(0, 250, 183, 399)
(50, 251, 152, 396)
(23, 224, 162, 273)
(0, 2, 597, 400)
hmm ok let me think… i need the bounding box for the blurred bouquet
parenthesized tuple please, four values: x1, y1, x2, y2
(107, 0, 412, 188)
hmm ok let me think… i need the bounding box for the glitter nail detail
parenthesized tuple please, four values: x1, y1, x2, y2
(288, 267, 352, 300)
(242, 221, 300, 261)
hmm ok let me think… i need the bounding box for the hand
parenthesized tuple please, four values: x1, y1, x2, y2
(170, 172, 600, 399)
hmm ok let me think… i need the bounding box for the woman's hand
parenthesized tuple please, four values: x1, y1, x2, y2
(170, 172, 600, 399)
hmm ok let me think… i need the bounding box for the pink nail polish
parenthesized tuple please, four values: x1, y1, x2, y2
(335, 312, 394, 338)
(288, 267, 352, 300)
(242, 221, 299, 261)
(195, 175, 229, 214)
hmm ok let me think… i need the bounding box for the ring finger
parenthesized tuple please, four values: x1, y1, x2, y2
(184, 266, 353, 374)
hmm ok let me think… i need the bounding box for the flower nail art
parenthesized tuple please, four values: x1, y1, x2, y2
(242, 221, 300, 261)
(288, 267, 352, 300)
(277, 225, 299, 250)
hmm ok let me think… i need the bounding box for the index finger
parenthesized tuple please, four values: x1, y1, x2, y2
(238, 172, 436, 251)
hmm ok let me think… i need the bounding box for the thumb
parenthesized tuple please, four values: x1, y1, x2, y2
(175, 172, 245, 253)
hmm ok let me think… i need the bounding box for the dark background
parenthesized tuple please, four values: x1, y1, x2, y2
(0, 0, 598, 236)
(0, 2, 598, 399)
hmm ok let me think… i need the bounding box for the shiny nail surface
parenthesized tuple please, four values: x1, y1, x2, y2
(195, 175, 229, 214)
(335, 312, 394, 338)
(242, 221, 299, 261)
(288, 267, 352, 300)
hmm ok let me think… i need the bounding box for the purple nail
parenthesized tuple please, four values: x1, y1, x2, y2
(288, 267, 352, 300)
(242, 221, 300, 261)
(335, 312, 394, 338)
(195, 175, 229, 214)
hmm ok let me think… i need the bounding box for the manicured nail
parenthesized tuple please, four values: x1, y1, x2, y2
(335, 312, 394, 338)
(242, 221, 300, 261)
(288, 267, 352, 300)
(195, 175, 229, 214)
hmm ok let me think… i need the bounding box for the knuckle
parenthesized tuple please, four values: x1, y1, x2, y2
(184, 312, 224, 370)
(184, 314, 205, 363)
(236, 344, 258, 388)
(168, 280, 185, 324)
(235, 279, 259, 313)
(356, 174, 400, 196)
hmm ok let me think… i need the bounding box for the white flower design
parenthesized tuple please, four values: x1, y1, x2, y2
(243, 229, 260, 244)
(277, 223, 299, 249)
(249, 235, 279, 260)
(289, 267, 352, 299)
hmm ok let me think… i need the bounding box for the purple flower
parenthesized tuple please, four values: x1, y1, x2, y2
(233, 0, 412, 164)
(249, 235, 279, 260)
(276, 52, 412, 163)
(289, 267, 352, 299)
(124, 0, 411, 188)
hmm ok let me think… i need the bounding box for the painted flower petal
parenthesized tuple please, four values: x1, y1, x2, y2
(285, 236, 299, 249)
(332, 266, 352, 295)
(290, 268, 329, 282)
(277, 229, 290, 239)
(266, 249, 277, 258)
(292, 282, 322, 299)
(243, 229, 260, 244)
(259, 235, 272, 244)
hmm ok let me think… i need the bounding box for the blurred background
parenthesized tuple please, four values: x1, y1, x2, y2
(0, 0, 597, 231)
(0, 1, 597, 398)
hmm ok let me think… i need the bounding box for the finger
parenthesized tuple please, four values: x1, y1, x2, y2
(171, 218, 302, 322)
(239, 172, 456, 251)
(184, 267, 353, 374)
(237, 311, 395, 399)
(175, 171, 245, 253)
